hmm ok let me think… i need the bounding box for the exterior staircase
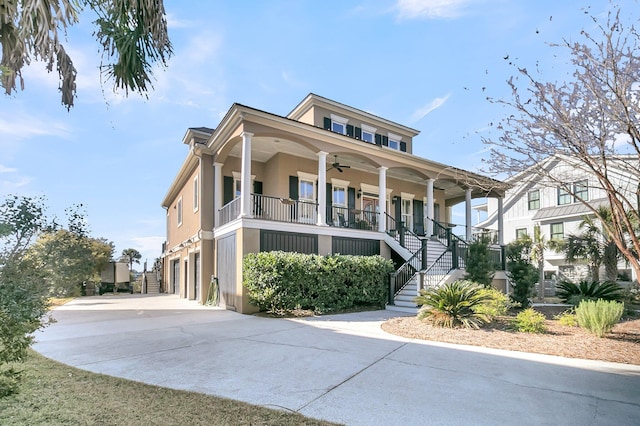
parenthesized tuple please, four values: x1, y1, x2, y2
(144, 271, 161, 294)
(385, 218, 468, 314)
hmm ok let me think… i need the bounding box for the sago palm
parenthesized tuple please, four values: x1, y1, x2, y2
(414, 280, 492, 329)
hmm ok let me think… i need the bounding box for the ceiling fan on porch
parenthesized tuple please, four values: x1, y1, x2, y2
(328, 155, 351, 173)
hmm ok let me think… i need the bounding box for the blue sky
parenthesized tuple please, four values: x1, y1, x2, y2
(1, 0, 636, 267)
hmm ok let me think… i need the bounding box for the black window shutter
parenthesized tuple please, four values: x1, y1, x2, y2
(323, 117, 331, 130)
(400, 141, 407, 152)
(394, 197, 402, 225)
(223, 176, 234, 205)
(413, 199, 424, 235)
(346, 124, 354, 137)
(382, 136, 389, 147)
(355, 127, 362, 140)
(253, 181, 263, 194)
(326, 183, 333, 224)
(348, 187, 356, 225)
(289, 176, 299, 200)
(375, 134, 382, 146)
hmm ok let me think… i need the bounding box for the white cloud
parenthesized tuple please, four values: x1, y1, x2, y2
(0, 175, 32, 195)
(281, 70, 306, 89)
(0, 113, 71, 141)
(410, 94, 451, 123)
(129, 235, 165, 260)
(0, 165, 17, 173)
(166, 13, 193, 29)
(395, 0, 474, 20)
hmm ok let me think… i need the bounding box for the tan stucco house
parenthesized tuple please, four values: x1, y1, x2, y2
(161, 94, 505, 313)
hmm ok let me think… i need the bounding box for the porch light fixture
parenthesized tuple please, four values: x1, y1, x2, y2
(357, 189, 362, 199)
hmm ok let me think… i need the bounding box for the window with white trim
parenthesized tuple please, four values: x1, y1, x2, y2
(574, 180, 589, 201)
(177, 197, 183, 227)
(330, 114, 348, 135)
(332, 186, 346, 206)
(361, 124, 376, 144)
(193, 176, 199, 212)
(528, 190, 540, 210)
(550, 222, 564, 241)
(299, 179, 314, 201)
(558, 187, 571, 205)
(234, 179, 241, 198)
(401, 198, 412, 228)
(388, 132, 402, 151)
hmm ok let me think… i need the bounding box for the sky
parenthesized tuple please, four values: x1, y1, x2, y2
(1, 0, 637, 268)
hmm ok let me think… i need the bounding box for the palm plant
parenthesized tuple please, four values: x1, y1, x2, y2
(555, 280, 623, 306)
(554, 207, 625, 282)
(121, 248, 142, 272)
(414, 280, 492, 329)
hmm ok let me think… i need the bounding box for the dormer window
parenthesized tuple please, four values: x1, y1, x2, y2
(361, 124, 376, 144)
(388, 132, 402, 151)
(330, 114, 348, 135)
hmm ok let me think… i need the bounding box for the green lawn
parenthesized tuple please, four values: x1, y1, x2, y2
(0, 351, 339, 426)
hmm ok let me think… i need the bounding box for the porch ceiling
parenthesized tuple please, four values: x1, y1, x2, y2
(226, 135, 493, 201)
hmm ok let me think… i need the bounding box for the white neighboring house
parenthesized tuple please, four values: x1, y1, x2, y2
(475, 154, 639, 287)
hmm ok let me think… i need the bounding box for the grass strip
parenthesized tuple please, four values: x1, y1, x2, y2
(0, 350, 339, 426)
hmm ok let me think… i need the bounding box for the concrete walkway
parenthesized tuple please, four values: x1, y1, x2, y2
(34, 294, 640, 426)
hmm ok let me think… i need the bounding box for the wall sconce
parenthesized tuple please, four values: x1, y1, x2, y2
(357, 189, 362, 199)
(391, 196, 399, 204)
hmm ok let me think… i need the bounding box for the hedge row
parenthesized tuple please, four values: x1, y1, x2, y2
(243, 251, 394, 313)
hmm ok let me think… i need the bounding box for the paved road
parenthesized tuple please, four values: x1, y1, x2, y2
(34, 294, 640, 425)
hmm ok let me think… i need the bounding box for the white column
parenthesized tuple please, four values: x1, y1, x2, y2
(426, 178, 435, 237)
(465, 188, 472, 241)
(214, 162, 223, 227)
(497, 197, 504, 246)
(317, 151, 328, 226)
(240, 132, 253, 218)
(378, 167, 388, 232)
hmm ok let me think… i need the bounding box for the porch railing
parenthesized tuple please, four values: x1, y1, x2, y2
(385, 213, 422, 254)
(328, 206, 379, 230)
(218, 195, 318, 226)
(220, 194, 387, 229)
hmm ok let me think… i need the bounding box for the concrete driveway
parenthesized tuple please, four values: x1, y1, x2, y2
(34, 294, 640, 425)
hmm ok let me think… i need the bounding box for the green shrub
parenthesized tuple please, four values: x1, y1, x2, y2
(555, 311, 578, 327)
(575, 299, 624, 337)
(464, 235, 495, 287)
(505, 238, 539, 308)
(512, 308, 546, 333)
(243, 251, 393, 313)
(555, 280, 623, 306)
(414, 280, 491, 329)
(472, 287, 517, 321)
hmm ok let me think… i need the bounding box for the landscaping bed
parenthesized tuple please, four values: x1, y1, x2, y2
(382, 305, 640, 365)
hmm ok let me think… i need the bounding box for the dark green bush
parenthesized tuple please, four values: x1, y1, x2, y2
(243, 251, 394, 313)
(555, 280, 623, 306)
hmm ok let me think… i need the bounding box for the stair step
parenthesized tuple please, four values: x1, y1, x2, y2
(386, 304, 418, 314)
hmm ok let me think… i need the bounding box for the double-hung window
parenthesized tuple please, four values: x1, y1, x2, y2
(297, 172, 317, 223)
(516, 228, 528, 239)
(557, 187, 572, 205)
(574, 180, 588, 201)
(528, 190, 540, 210)
(193, 176, 199, 212)
(177, 197, 183, 227)
(550, 223, 564, 241)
